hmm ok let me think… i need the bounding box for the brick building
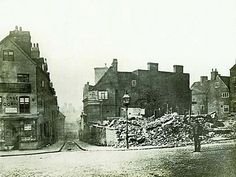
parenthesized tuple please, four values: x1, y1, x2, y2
(82, 59, 191, 124)
(191, 69, 230, 118)
(0, 26, 64, 150)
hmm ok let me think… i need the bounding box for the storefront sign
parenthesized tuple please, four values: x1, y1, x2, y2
(24, 124, 32, 131)
(5, 107, 18, 114)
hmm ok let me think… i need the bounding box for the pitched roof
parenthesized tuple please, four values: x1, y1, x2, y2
(219, 76, 230, 88)
(0, 35, 36, 65)
(230, 64, 236, 70)
(191, 80, 210, 94)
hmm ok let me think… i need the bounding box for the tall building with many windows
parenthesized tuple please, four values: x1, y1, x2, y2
(0, 26, 64, 150)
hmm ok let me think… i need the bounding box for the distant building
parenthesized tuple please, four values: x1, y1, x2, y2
(82, 59, 191, 124)
(191, 69, 230, 118)
(0, 26, 64, 150)
(61, 103, 80, 139)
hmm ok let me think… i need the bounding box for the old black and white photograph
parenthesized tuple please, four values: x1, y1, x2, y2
(0, 0, 236, 176)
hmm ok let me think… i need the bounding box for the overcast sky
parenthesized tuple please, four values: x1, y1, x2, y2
(0, 0, 236, 111)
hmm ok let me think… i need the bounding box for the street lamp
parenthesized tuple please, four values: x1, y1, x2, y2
(122, 91, 131, 149)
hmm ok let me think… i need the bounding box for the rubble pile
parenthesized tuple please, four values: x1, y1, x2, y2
(108, 113, 234, 148)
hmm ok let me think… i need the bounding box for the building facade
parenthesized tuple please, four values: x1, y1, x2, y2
(82, 59, 191, 125)
(191, 69, 230, 118)
(0, 26, 64, 150)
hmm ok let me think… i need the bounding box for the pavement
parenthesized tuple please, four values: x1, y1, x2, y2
(0, 141, 65, 157)
(0, 139, 235, 157)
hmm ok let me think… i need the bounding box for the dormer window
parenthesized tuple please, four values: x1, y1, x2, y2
(3, 50, 14, 61)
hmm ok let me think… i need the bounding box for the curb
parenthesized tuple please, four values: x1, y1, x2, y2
(0, 141, 87, 157)
(1, 139, 235, 157)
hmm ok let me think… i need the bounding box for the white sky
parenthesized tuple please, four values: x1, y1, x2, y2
(0, 0, 236, 111)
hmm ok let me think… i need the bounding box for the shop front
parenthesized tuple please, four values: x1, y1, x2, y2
(0, 117, 38, 150)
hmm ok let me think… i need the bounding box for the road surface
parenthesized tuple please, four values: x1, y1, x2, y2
(0, 142, 235, 177)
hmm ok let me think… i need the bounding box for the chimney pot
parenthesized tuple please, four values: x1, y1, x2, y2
(36, 43, 39, 48)
(19, 27, 22, 31)
(15, 25, 18, 31)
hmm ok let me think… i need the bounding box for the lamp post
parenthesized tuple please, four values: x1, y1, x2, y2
(122, 92, 130, 149)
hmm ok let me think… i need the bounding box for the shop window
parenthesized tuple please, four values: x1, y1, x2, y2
(221, 92, 229, 98)
(0, 120, 4, 141)
(21, 120, 36, 142)
(131, 80, 137, 87)
(98, 91, 108, 100)
(19, 96, 30, 113)
(3, 50, 14, 61)
(17, 74, 29, 83)
(223, 105, 229, 113)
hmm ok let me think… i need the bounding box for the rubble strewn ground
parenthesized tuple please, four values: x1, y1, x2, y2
(107, 113, 236, 148)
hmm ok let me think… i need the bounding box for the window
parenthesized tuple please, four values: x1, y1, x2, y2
(17, 74, 29, 83)
(21, 120, 36, 142)
(3, 50, 14, 61)
(131, 80, 137, 87)
(223, 105, 229, 113)
(42, 81, 45, 87)
(222, 92, 229, 98)
(19, 96, 30, 113)
(214, 82, 220, 88)
(98, 91, 108, 100)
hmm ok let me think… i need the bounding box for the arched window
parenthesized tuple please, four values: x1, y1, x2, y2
(19, 96, 30, 113)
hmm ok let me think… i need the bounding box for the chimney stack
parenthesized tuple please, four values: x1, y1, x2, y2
(31, 43, 40, 58)
(211, 68, 218, 80)
(147, 62, 159, 71)
(112, 58, 118, 71)
(173, 65, 183, 73)
(200, 76, 208, 84)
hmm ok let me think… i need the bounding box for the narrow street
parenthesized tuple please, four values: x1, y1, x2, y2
(0, 142, 235, 177)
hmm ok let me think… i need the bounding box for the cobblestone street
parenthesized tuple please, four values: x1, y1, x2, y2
(0, 142, 235, 177)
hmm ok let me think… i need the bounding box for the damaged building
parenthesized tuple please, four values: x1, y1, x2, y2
(0, 26, 65, 150)
(81, 59, 191, 142)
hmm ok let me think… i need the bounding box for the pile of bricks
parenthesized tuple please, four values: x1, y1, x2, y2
(107, 113, 233, 148)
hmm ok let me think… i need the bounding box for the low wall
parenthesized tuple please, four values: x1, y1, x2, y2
(85, 125, 118, 146)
